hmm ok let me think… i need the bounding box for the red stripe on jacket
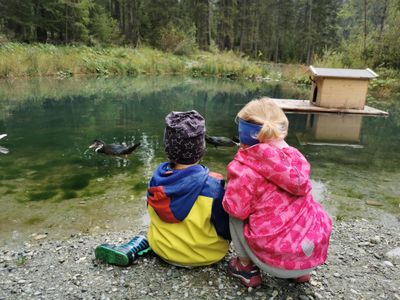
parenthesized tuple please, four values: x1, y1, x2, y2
(148, 186, 179, 223)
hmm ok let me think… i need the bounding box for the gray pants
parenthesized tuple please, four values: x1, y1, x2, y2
(229, 217, 314, 278)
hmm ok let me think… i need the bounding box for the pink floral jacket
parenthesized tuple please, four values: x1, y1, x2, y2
(223, 143, 332, 270)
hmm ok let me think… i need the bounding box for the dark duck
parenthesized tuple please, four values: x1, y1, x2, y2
(205, 135, 239, 147)
(89, 139, 141, 156)
(0, 134, 9, 154)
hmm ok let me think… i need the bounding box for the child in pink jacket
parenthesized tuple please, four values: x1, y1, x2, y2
(222, 98, 332, 288)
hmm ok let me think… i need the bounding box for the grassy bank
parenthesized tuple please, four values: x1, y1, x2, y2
(0, 43, 269, 80)
(1, 43, 399, 99)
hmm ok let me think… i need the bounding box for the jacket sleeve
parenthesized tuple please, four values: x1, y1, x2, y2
(209, 175, 231, 240)
(222, 161, 256, 220)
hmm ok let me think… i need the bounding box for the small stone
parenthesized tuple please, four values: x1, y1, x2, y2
(106, 267, 114, 271)
(370, 236, 381, 244)
(314, 292, 323, 299)
(358, 242, 370, 247)
(34, 234, 47, 240)
(385, 247, 400, 264)
(350, 289, 359, 295)
(383, 261, 394, 267)
(333, 273, 341, 278)
(247, 287, 253, 293)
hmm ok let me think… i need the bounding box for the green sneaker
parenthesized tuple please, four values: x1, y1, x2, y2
(95, 235, 151, 267)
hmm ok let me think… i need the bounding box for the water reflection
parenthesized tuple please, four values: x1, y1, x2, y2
(296, 114, 364, 148)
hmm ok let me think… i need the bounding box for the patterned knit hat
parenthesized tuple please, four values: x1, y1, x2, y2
(164, 110, 206, 164)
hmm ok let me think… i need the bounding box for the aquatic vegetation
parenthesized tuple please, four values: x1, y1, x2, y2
(60, 174, 91, 190)
(24, 216, 46, 225)
(62, 190, 78, 200)
(132, 182, 148, 193)
(28, 191, 58, 201)
(345, 189, 364, 200)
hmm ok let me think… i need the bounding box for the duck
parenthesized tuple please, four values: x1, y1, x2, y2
(205, 135, 239, 147)
(89, 139, 141, 156)
(0, 134, 9, 154)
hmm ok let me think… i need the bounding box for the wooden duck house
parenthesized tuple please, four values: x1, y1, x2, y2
(309, 66, 378, 110)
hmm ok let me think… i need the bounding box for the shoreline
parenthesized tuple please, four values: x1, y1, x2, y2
(1, 207, 399, 299)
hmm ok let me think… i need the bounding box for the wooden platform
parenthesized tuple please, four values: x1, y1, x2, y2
(270, 99, 388, 116)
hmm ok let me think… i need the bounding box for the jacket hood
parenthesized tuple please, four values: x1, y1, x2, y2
(147, 162, 209, 223)
(234, 143, 311, 196)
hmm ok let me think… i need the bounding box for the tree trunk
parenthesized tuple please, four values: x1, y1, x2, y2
(306, 0, 313, 65)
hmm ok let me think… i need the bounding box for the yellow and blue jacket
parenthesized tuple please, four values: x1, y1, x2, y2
(147, 162, 230, 267)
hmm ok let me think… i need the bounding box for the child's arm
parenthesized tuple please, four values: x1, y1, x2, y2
(211, 189, 231, 240)
(222, 162, 256, 220)
(208, 173, 231, 240)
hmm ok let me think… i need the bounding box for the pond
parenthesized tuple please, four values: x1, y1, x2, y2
(0, 76, 399, 245)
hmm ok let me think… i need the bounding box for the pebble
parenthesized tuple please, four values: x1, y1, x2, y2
(314, 292, 323, 299)
(358, 242, 370, 247)
(33, 234, 47, 240)
(385, 247, 400, 263)
(0, 215, 398, 300)
(370, 236, 381, 244)
(383, 261, 394, 267)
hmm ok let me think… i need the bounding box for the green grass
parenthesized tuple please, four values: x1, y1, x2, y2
(0, 43, 269, 80)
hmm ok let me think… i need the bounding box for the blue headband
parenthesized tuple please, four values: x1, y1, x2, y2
(238, 118, 262, 146)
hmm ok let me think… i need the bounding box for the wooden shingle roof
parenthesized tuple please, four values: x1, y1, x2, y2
(309, 66, 378, 79)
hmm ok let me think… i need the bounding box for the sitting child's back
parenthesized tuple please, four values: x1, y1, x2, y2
(147, 110, 230, 267)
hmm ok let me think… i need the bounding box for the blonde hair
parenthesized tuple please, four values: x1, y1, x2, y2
(237, 97, 289, 142)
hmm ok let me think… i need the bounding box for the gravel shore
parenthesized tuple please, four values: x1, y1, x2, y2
(1, 207, 399, 300)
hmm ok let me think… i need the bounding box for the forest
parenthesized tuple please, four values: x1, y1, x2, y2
(0, 0, 399, 69)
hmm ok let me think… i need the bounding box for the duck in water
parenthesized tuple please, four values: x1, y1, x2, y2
(205, 135, 239, 148)
(0, 134, 9, 154)
(89, 139, 141, 156)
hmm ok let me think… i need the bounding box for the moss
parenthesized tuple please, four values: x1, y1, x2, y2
(335, 215, 345, 221)
(384, 196, 400, 211)
(28, 190, 57, 201)
(61, 190, 78, 200)
(132, 181, 148, 192)
(15, 256, 28, 266)
(60, 174, 91, 190)
(345, 189, 364, 199)
(24, 216, 45, 225)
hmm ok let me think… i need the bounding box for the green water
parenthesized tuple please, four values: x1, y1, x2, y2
(0, 76, 399, 245)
